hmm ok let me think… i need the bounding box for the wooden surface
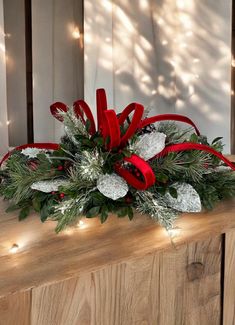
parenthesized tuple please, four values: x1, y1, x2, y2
(0, 197, 235, 300)
(30, 236, 221, 325)
(223, 230, 235, 325)
(0, 291, 31, 325)
(0, 154, 235, 324)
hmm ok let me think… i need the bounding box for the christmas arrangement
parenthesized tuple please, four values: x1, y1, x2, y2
(0, 89, 235, 233)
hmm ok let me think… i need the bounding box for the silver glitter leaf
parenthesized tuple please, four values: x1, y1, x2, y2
(97, 173, 128, 200)
(134, 131, 166, 160)
(31, 179, 68, 193)
(164, 182, 202, 213)
(21, 148, 51, 159)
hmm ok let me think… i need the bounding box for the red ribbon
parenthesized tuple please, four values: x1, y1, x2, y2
(0, 143, 60, 166)
(1, 89, 234, 191)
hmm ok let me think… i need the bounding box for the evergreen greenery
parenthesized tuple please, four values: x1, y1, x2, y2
(0, 106, 234, 233)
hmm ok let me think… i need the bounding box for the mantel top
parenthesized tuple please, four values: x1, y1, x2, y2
(0, 155, 235, 298)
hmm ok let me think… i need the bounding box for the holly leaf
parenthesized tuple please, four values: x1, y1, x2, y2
(190, 133, 198, 143)
(169, 187, 178, 199)
(100, 206, 109, 223)
(127, 207, 134, 220)
(86, 206, 100, 218)
(19, 206, 30, 221)
(6, 204, 20, 213)
(32, 197, 41, 212)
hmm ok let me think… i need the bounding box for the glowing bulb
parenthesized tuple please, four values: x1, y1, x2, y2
(10, 243, 19, 254)
(232, 59, 235, 67)
(77, 219, 87, 229)
(162, 40, 168, 46)
(72, 27, 80, 39)
(157, 18, 164, 26)
(180, 43, 187, 48)
(167, 228, 181, 238)
(6, 120, 10, 125)
(193, 58, 200, 63)
(151, 90, 157, 95)
(232, 90, 234, 96)
(176, 0, 185, 9)
(105, 37, 111, 42)
(186, 31, 193, 37)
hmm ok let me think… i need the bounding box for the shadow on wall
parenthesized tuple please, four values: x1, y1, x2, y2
(85, 0, 231, 151)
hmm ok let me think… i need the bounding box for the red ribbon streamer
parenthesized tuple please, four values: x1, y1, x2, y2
(0, 143, 60, 166)
(1, 89, 234, 191)
(156, 142, 235, 171)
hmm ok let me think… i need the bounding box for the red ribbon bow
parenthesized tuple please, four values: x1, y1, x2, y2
(1, 89, 235, 190)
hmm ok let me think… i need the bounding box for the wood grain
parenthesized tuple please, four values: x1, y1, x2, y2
(31, 236, 221, 325)
(223, 230, 235, 325)
(0, 290, 31, 325)
(0, 196, 234, 299)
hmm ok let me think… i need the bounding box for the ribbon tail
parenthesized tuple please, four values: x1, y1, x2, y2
(0, 143, 60, 167)
(140, 114, 200, 136)
(115, 154, 156, 190)
(155, 142, 235, 170)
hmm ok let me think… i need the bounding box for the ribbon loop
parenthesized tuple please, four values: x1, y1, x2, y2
(50, 102, 68, 122)
(96, 88, 108, 133)
(140, 114, 200, 136)
(103, 110, 121, 149)
(73, 100, 96, 135)
(118, 103, 144, 147)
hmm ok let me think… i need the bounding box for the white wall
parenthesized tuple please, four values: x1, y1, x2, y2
(32, 0, 83, 142)
(0, 0, 8, 155)
(84, 0, 232, 153)
(3, 0, 28, 147)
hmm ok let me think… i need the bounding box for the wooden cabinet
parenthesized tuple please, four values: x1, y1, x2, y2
(0, 198, 235, 325)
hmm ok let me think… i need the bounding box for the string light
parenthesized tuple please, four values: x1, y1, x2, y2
(193, 58, 200, 63)
(72, 27, 80, 39)
(77, 220, 87, 229)
(232, 59, 235, 68)
(6, 120, 10, 125)
(10, 243, 19, 254)
(167, 227, 181, 238)
(162, 40, 168, 46)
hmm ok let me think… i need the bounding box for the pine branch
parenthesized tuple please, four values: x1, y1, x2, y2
(135, 191, 178, 230)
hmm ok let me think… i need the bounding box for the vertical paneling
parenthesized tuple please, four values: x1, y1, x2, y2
(223, 230, 235, 325)
(3, 0, 28, 146)
(0, 0, 8, 155)
(112, 0, 177, 114)
(85, 0, 232, 151)
(31, 236, 221, 325)
(84, 0, 113, 119)
(0, 291, 31, 325)
(32, 0, 83, 142)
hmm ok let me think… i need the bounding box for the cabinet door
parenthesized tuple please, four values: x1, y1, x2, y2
(31, 236, 222, 325)
(0, 291, 31, 325)
(223, 230, 235, 325)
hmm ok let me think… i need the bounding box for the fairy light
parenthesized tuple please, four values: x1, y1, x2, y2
(10, 243, 19, 254)
(77, 219, 87, 229)
(162, 40, 168, 46)
(232, 59, 235, 68)
(167, 228, 181, 238)
(193, 58, 200, 63)
(186, 31, 193, 37)
(72, 27, 80, 39)
(6, 120, 10, 125)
